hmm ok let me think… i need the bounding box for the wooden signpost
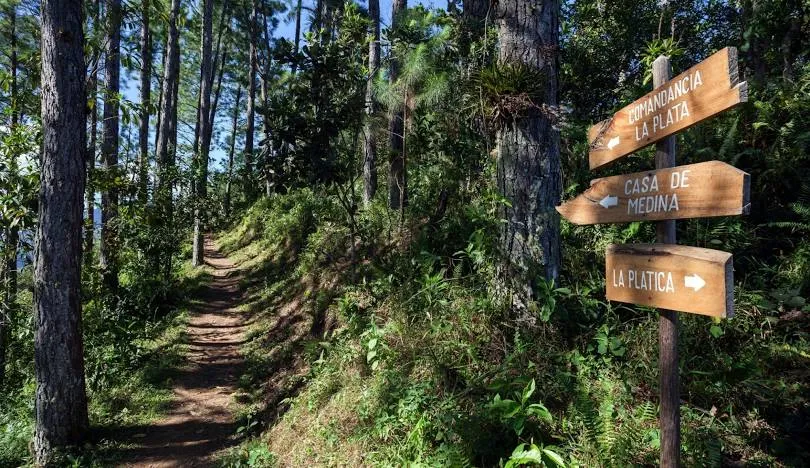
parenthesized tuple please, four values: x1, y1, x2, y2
(556, 161, 750, 225)
(605, 244, 734, 318)
(558, 47, 750, 467)
(588, 47, 748, 170)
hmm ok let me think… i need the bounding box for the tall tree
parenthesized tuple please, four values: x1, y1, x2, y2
(192, 0, 215, 267)
(388, 0, 407, 211)
(362, 0, 380, 206)
(495, 0, 561, 310)
(35, 0, 90, 463)
(292, 0, 302, 74)
(100, 0, 121, 295)
(137, 0, 151, 205)
(225, 85, 242, 218)
(244, 0, 258, 202)
(155, 0, 180, 216)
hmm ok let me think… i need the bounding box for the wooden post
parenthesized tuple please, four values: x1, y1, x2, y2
(653, 55, 680, 467)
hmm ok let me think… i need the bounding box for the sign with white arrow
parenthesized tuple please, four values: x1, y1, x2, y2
(556, 161, 750, 225)
(588, 47, 748, 170)
(605, 243, 733, 317)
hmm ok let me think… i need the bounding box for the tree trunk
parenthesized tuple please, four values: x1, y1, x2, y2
(225, 85, 242, 218)
(292, 0, 302, 73)
(155, 0, 180, 216)
(244, 0, 258, 203)
(137, 0, 151, 205)
(495, 0, 561, 312)
(192, 0, 215, 267)
(362, 0, 380, 207)
(388, 0, 407, 210)
(85, 70, 97, 262)
(35, 1, 90, 463)
(100, 0, 121, 296)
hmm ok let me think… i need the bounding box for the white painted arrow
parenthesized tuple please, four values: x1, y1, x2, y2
(684, 274, 706, 292)
(599, 195, 618, 209)
(607, 136, 620, 150)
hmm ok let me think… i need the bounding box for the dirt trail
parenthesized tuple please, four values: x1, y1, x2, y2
(118, 238, 248, 467)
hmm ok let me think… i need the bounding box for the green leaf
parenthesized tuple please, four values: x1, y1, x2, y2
(542, 448, 566, 467)
(709, 325, 723, 338)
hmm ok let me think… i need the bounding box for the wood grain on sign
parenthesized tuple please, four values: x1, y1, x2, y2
(605, 244, 734, 318)
(588, 47, 748, 170)
(556, 161, 750, 225)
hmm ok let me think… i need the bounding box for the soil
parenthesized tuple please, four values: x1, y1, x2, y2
(117, 238, 248, 467)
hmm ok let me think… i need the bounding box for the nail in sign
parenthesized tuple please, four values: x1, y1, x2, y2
(589, 47, 748, 170)
(606, 244, 733, 318)
(556, 161, 750, 225)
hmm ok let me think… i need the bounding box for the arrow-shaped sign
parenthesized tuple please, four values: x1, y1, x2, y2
(599, 195, 618, 209)
(556, 161, 750, 225)
(588, 47, 748, 170)
(605, 244, 733, 318)
(684, 274, 706, 291)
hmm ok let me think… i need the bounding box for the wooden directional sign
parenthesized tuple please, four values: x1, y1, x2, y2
(589, 47, 748, 170)
(556, 161, 750, 225)
(605, 244, 733, 318)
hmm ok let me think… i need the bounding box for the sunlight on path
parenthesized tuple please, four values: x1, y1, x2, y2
(117, 237, 248, 468)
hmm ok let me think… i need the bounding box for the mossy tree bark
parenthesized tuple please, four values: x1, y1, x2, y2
(35, 0, 90, 463)
(495, 0, 561, 313)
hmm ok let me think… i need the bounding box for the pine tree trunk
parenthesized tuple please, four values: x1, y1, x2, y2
(292, 0, 302, 73)
(85, 69, 97, 262)
(155, 0, 180, 216)
(35, 1, 90, 463)
(388, 0, 407, 210)
(363, 0, 380, 207)
(192, 0, 215, 267)
(244, 0, 258, 203)
(495, 0, 561, 312)
(225, 85, 242, 219)
(100, 0, 121, 295)
(137, 0, 151, 205)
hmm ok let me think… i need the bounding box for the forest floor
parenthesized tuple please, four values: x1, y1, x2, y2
(115, 237, 249, 467)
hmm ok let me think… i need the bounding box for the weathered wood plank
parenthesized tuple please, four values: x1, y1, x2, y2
(605, 243, 734, 318)
(588, 47, 748, 170)
(556, 161, 750, 225)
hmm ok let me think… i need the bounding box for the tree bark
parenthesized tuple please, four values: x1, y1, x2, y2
(388, 0, 407, 210)
(155, 0, 180, 217)
(244, 0, 258, 203)
(363, 0, 380, 207)
(495, 0, 561, 312)
(35, 0, 90, 463)
(85, 70, 97, 262)
(292, 0, 302, 73)
(138, 0, 151, 205)
(100, 0, 121, 295)
(192, 0, 215, 267)
(225, 85, 242, 218)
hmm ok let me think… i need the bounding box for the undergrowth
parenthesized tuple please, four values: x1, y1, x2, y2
(217, 183, 809, 467)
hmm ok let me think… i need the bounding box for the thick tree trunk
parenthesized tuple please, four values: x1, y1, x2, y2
(35, 0, 90, 463)
(138, 0, 151, 205)
(363, 0, 380, 207)
(244, 0, 258, 203)
(192, 0, 215, 267)
(225, 85, 242, 218)
(495, 0, 561, 312)
(388, 0, 407, 210)
(100, 0, 121, 295)
(155, 0, 180, 216)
